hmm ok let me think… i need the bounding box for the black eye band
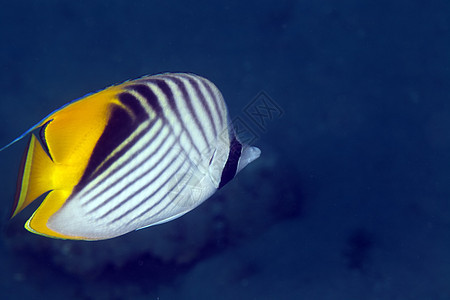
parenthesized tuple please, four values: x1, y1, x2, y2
(218, 136, 242, 189)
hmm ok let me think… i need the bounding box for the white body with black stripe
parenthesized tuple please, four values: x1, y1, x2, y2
(8, 73, 260, 240)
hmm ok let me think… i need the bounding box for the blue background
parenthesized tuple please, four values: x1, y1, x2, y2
(1, 0, 450, 299)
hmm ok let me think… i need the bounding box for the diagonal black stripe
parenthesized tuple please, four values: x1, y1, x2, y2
(105, 152, 188, 224)
(153, 77, 204, 155)
(124, 166, 194, 228)
(81, 92, 151, 182)
(177, 74, 218, 137)
(197, 76, 225, 129)
(118, 92, 148, 121)
(127, 79, 203, 158)
(125, 84, 163, 116)
(80, 119, 166, 206)
(160, 76, 210, 154)
(86, 134, 178, 216)
(75, 104, 137, 193)
(93, 143, 181, 220)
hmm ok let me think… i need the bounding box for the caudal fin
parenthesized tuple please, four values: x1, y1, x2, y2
(11, 134, 54, 218)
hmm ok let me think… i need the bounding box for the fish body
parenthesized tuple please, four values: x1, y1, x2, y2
(7, 73, 260, 240)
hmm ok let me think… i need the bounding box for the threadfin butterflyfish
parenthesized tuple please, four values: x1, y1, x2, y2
(3, 73, 261, 240)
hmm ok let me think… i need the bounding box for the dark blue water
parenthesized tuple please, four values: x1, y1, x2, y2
(1, 1, 449, 299)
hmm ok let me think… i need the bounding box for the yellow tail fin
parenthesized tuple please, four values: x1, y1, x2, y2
(11, 134, 54, 218)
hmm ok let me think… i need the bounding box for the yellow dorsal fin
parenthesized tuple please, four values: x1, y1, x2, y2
(41, 87, 123, 164)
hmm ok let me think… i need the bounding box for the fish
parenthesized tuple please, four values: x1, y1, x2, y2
(3, 73, 261, 240)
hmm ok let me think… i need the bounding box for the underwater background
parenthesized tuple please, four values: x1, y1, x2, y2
(1, 0, 449, 299)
